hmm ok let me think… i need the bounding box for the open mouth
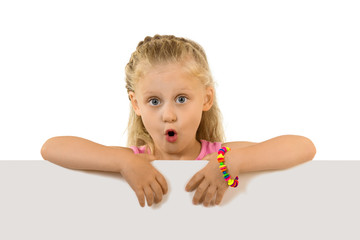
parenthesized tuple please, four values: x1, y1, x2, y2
(165, 129, 178, 142)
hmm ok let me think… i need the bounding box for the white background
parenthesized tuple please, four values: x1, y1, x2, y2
(0, 0, 359, 160)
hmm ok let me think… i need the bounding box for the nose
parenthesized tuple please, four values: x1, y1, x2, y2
(162, 103, 177, 123)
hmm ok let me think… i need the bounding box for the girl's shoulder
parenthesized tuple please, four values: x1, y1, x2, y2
(129, 145, 150, 154)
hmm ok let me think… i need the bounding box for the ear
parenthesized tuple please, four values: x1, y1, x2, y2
(202, 86, 214, 111)
(128, 91, 141, 116)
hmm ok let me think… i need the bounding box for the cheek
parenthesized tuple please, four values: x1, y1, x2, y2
(139, 109, 160, 133)
(183, 105, 203, 130)
(140, 110, 152, 122)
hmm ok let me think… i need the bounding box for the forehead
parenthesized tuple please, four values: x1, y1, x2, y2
(137, 63, 202, 93)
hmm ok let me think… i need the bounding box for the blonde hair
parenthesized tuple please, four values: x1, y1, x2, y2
(124, 34, 225, 154)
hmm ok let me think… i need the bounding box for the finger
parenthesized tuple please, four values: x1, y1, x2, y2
(215, 186, 228, 205)
(150, 181, 164, 204)
(143, 186, 154, 207)
(198, 186, 209, 205)
(185, 172, 204, 192)
(155, 173, 168, 195)
(193, 181, 209, 205)
(135, 189, 146, 207)
(203, 185, 217, 207)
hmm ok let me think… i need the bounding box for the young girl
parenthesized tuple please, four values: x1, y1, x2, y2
(41, 34, 316, 208)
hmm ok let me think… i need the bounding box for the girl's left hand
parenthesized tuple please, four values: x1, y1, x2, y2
(185, 151, 239, 206)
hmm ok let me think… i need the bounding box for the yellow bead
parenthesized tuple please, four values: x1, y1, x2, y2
(227, 179, 234, 186)
(218, 154, 224, 158)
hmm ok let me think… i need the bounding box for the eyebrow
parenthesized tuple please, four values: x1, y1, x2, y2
(143, 88, 192, 95)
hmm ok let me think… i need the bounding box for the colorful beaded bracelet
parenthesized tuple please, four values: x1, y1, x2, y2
(217, 147, 239, 188)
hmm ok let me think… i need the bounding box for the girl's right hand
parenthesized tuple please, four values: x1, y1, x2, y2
(120, 154, 168, 207)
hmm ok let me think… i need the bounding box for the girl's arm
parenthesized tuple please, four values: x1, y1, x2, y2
(40, 136, 134, 173)
(41, 136, 167, 207)
(224, 135, 316, 174)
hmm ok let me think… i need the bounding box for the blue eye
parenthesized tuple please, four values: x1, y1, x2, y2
(148, 96, 188, 106)
(176, 96, 188, 104)
(149, 98, 160, 106)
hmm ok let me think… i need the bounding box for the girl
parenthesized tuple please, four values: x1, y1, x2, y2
(41, 34, 316, 208)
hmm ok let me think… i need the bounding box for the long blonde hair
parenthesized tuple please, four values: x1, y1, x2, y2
(124, 34, 225, 154)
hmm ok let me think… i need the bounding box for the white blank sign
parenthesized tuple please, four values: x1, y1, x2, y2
(1, 160, 359, 239)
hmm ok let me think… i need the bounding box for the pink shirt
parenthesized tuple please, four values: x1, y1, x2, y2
(129, 139, 222, 160)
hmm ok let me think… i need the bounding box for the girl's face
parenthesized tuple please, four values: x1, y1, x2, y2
(128, 62, 214, 159)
